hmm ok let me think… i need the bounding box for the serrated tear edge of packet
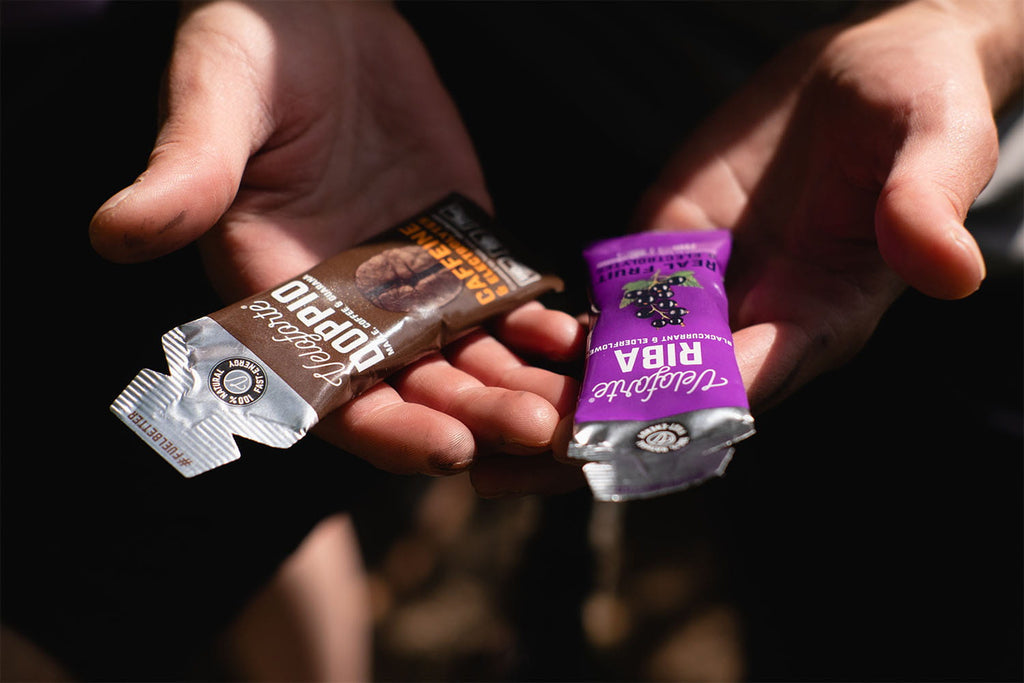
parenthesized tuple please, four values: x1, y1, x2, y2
(583, 447, 735, 502)
(110, 317, 318, 477)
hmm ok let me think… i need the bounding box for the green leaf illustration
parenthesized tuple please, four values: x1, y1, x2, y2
(669, 270, 702, 288)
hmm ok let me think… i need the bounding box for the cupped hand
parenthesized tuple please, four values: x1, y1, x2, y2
(90, 1, 485, 291)
(633, 0, 1021, 413)
(89, 1, 585, 479)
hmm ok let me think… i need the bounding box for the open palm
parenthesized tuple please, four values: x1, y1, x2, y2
(90, 1, 583, 478)
(633, 1, 1009, 413)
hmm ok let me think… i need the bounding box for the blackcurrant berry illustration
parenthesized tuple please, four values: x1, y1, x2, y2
(620, 270, 700, 328)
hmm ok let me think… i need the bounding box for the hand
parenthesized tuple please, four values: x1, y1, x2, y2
(632, 0, 1022, 413)
(89, 1, 584, 479)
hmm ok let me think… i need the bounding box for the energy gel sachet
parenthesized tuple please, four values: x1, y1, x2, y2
(112, 194, 562, 477)
(569, 230, 754, 501)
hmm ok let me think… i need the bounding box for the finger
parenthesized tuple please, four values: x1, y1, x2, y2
(445, 330, 580, 417)
(733, 320, 866, 414)
(391, 353, 561, 455)
(314, 382, 476, 476)
(90, 4, 273, 262)
(875, 91, 998, 299)
(733, 322, 799, 413)
(470, 453, 586, 499)
(488, 302, 588, 363)
(550, 413, 577, 464)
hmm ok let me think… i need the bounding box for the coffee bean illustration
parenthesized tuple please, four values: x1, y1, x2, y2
(356, 245, 462, 312)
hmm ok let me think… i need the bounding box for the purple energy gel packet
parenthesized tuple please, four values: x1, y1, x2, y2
(569, 230, 754, 501)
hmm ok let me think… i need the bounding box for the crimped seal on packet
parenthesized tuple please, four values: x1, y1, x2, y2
(569, 230, 754, 501)
(112, 194, 562, 477)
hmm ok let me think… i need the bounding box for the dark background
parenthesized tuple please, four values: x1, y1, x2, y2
(3, 2, 1021, 681)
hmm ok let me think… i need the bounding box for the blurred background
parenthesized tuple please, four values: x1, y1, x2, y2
(3, 2, 1020, 681)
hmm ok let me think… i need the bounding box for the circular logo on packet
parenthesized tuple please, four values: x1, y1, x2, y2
(209, 358, 267, 406)
(635, 422, 690, 454)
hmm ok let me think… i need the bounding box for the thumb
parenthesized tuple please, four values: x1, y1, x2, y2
(875, 100, 998, 300)
(89, 7, 272, 263)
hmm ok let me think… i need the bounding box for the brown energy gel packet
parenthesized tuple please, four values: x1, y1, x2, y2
(112, 194, 562, 477)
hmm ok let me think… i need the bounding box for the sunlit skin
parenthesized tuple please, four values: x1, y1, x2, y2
(90, 0, 1021, 497)
(632, 0, 1019, 417)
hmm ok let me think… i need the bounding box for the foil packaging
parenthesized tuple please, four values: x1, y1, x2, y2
(111, 194, 561, 477)
(569, 230, 754, 501)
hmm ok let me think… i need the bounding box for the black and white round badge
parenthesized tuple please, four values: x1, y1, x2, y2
(209, 358, 267, 406)
(635, 422, 690, 454)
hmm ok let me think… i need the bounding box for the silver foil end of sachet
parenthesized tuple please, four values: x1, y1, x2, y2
(583, 447, 735, 502)
(569, 406, 753, 501)
(569, 406, 754, 462)
(110, 317, 318, 477)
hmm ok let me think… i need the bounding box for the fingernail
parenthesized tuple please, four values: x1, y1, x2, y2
(96, 175, 144, 216)
(95, 188, 133, 218)
(950, 225, 987, 286)
(430, 458, 473, 476)
(504, 437, 550, 452)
